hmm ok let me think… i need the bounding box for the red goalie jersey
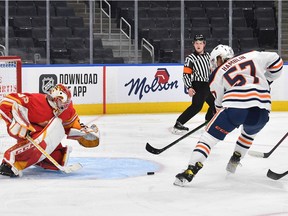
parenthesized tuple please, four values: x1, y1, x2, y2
(0, 92, 81, 137)
(0, 84, 99, 177)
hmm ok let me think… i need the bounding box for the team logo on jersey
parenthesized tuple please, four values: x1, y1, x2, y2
(39, 74, 57, 94)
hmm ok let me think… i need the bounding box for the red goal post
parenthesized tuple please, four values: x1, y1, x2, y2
(0, 56, 22, 156)
(0, 56, 22, 100)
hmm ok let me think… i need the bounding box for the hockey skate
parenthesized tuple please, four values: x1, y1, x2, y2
(174, 162, 203, 186)
(172, 121, 189, 134)
(0, 162, 19, 177)
(226, 151, 241, 173)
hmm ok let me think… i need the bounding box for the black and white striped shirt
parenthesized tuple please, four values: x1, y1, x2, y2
(183, 51, 211, 88)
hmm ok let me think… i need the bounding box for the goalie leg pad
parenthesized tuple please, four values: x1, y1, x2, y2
(3, 117, 66, 172)
(35, 144, 72, 170)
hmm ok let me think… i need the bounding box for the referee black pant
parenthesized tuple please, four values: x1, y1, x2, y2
(177, 81, 215, 125)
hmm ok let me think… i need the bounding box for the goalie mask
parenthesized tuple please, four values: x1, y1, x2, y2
(47, 84, 72, 115)
(210, 44, 234, 71)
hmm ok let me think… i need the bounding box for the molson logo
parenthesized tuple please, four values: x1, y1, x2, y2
(124, 68, 179, 100)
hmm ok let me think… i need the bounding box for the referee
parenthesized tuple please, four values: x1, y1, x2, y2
(172, 34, 215, 134)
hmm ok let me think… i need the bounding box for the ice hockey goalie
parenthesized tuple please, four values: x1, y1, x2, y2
(0, 84, 100, 177)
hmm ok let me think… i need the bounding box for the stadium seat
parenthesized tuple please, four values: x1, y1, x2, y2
(50, 16, 67, 27)
(16, 5, 37, 17)
(206, 7, 227, 19)
(233, 27, 254, 39)
(146, 8, 168, 18)
(17, 37, 34, 49)
(0, 26, 15, 38)
(159, 38, 180, 62)
(13, 16, 32, 37)
(70, 48, 89, 64)
(201, 1, 219, 8)
(184, 1, 202, 8)
(73, 27, 89, 38)
(254, 1, 275, 8)
(191, 17, 209, 28)
(185, 7, 206, 18)
(37, 6, 56, 16)
(258, 27, 277, 48)
(84, 38, 104, 50)
(239, 37, 260, 52)
(138, 17, 156, 29)
(205, 38, 220, 53)
(67, 16, 84, 28)
(55, 6, 75, 17)
(155, 17, 174, 28)
(255, 17, 276, 29)
(167, 7, 181, 18)
(211, 27, 229, 38)
(31, 16, 46, 27)
(254, 7, 275, 19)
(232, 17, 247, 28)
(50, 37, 68, 58)
(31, 27, 47, 47)
(8, 37, 19, 48)
(66, 37, 85, 49)
(51, 27, 72, 38)
(210, 17, 228, 28)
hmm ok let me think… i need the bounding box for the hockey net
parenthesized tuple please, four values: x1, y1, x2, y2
(0, 56, 22, 157)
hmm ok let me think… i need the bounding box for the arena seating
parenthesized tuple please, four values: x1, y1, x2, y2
(0, 0, 277, 64)
(116, 0, 277, 63)
(0, 0, 123, 64)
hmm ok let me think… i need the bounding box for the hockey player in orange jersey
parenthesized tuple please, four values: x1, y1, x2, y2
(174, 45, 283, 186)
(0, 83, 100, 177)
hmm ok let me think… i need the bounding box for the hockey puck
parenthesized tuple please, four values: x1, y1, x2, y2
(147, 172, 155, 175)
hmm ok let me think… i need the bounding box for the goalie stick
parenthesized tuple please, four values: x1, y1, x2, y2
(146, 121, 208, 155)
(248, 132, 288, 158)
(267, 169, 288, 180)
(26, 135, 82, 174)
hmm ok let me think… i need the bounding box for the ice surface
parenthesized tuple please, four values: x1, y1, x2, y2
(0, 112, 288, 216)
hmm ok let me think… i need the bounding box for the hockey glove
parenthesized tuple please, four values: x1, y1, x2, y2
(67, 124, 100, 148)
(9, 103, 35, 139)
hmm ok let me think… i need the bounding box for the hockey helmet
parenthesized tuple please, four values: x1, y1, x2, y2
(193, 34, 205, 43)
(210, 44, 234, 71)
(47, 84, 72, 114)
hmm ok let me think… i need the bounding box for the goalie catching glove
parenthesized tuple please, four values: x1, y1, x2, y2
(67, 124, 100, 148)
(9, 103, 36, 139)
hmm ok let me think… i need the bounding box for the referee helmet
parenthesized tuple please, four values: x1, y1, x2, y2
(193, 34, 205, 43)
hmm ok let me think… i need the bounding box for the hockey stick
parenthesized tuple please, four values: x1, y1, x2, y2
(267, 169, 288, 180)
(26, 135, 82, 174)
(146, 121, 208, 155)
(248, 132, 288, 158)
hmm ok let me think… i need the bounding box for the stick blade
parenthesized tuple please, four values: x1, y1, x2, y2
(267, 169, 288, 180)
(145, 143, 162, 155)
(248, 150, 265, 158)
(62, 163, 83, 174)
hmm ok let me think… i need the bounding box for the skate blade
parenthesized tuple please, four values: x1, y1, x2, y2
(173, 178, 188, 187)
(170, 127, 187, 135)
